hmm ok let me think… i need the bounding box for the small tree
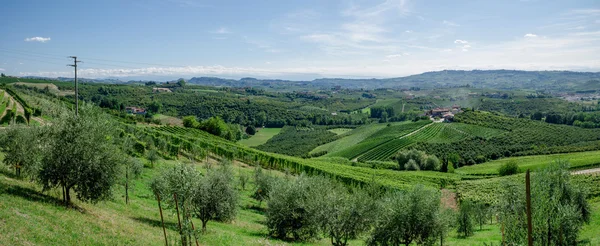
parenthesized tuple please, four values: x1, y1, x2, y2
(436, 207, 456, 246)
(191, 164, 238, 232)
(367, 185, 440, 246)
(151, 163, 200, 244)
(0, 126, 43, 178)
(266, 175, 326, 241)
(321, 185, 376, 246)
(239, 171, 249, 190)
(457, 200, 475, 238)
(499, 161, 590, 245)
(146, 148, 159, 168)
(38, 104, 124, 206)
(498, 161, 519, 176)
(252, 167, 276, 206)
(473, 202, 489, 230)
(123, 157, 143, 204)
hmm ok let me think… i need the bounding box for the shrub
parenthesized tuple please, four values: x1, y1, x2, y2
(404, 159, 420, 170)
(246, 125, 256, 135)
(498, 161, 519, 176)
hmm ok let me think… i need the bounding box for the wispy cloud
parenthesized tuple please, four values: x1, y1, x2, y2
(454, 40, 468, 44)
(24, 37, 51, 43)
(213, 27, 231, 34)
(524, 33, 538, 38)
(442, 20, 459, 27)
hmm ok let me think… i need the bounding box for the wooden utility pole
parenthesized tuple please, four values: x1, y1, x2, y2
(67, 56, 82, 116)
(526, 170, 533, 246)
(156, 193, 168, 246)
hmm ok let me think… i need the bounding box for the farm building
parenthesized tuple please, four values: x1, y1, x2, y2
(126, 106, 146, 115)
(152, 87, 172, 93)
(427, 104, 461, 118)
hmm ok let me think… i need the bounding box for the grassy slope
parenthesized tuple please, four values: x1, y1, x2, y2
(1, 151, 599, 245)
(312, 123, 388, 155)
(238, 128, 282, 147)
(457, 150, 600, 175)
(328, 128, 353, 135)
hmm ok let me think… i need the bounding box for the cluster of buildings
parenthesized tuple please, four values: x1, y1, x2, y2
(426, 104, 461, 121)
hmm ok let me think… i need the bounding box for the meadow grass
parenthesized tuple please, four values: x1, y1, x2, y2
(238, 127, 282, 147)
(328, 128, 353, 135)
(1, 152, 599, 245)
(457, 150, 600, 175)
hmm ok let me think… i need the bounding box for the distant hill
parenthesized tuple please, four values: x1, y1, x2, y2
(187, 70, 600, 91)
(15, 69, 600, 91)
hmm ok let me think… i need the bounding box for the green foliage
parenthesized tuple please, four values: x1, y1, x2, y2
(182, 115, 198, 128)
(256, 126, 338, 157)
(245, 125, 256, 135)
(415, 111, 600, 166)
(192, 164, 238, 231)
(498, 161, 591, 245)
(457, 200, 475, 238)
(266, 175, 328, 241)
(498, 161, 519, 176)
(38, 104, 124, 205)
(252, 167, 278, 205)
(0, 126, 43, 178)
(367, 185, 441, 246)
(321, 183, 377, 246)
(395, 149, 441, 171)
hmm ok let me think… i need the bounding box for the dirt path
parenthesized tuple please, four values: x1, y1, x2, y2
(572, 167, 600, 175)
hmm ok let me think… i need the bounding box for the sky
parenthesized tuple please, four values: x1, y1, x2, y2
(0, 0, 599, 80)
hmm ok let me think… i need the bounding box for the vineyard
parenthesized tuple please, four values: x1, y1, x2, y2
(357, 123, 444, 161)
(117, 124, 465, 189)
(329, 120, 431, 159)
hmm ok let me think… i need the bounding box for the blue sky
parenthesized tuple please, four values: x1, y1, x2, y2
(1, 0, 599, 80)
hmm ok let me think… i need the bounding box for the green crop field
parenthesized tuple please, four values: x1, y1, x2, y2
(457, 150, 600, 175)
(238, 127, 282, 147)
(329, 120, 431, 160)
(312, 123, 388, 155)
(357, 123, 443, 162)
(328, 128, 353, 135)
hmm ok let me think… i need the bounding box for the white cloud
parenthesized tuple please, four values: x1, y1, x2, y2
(524, 33, 538, 38)
(0, 68, 5, 71)
(385, 53, 409, 58)
(405, 30, 412, 33)
(265, 61, 272, 65)
(442, 20, 459, 26)
(24, 37, 51, 43)
(454, 39, 468, 44)
(214, 27, 231, 34)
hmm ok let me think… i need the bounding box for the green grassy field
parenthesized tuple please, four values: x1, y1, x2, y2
(311, 124, 388, 155)
(328, 128, 353, 135)
(238, 127, 282, 147)
(457, 150, 600, 175)
(152, 114, 183, 126)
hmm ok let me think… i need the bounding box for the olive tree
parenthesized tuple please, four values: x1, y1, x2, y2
(266, 175, 327, 241)
(367, 185, 441, 246)
(499, 161, 590, 245)
(0, 126, 43, 178)
(252, 167, 277, 206)
(456, 200, 475, 238)
(38, 104, 124, 206)
(321, 184, 376, 246)
(151, 163, 200, 244)
(191, 164, 238, 232)
(123, 157, 143, 204)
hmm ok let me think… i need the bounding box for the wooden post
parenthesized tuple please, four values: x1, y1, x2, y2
(190, 220, 199, 246)
(156, 193, 168, 246)
(526, 170, 533, 246)
(174, 194, 184, 246)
